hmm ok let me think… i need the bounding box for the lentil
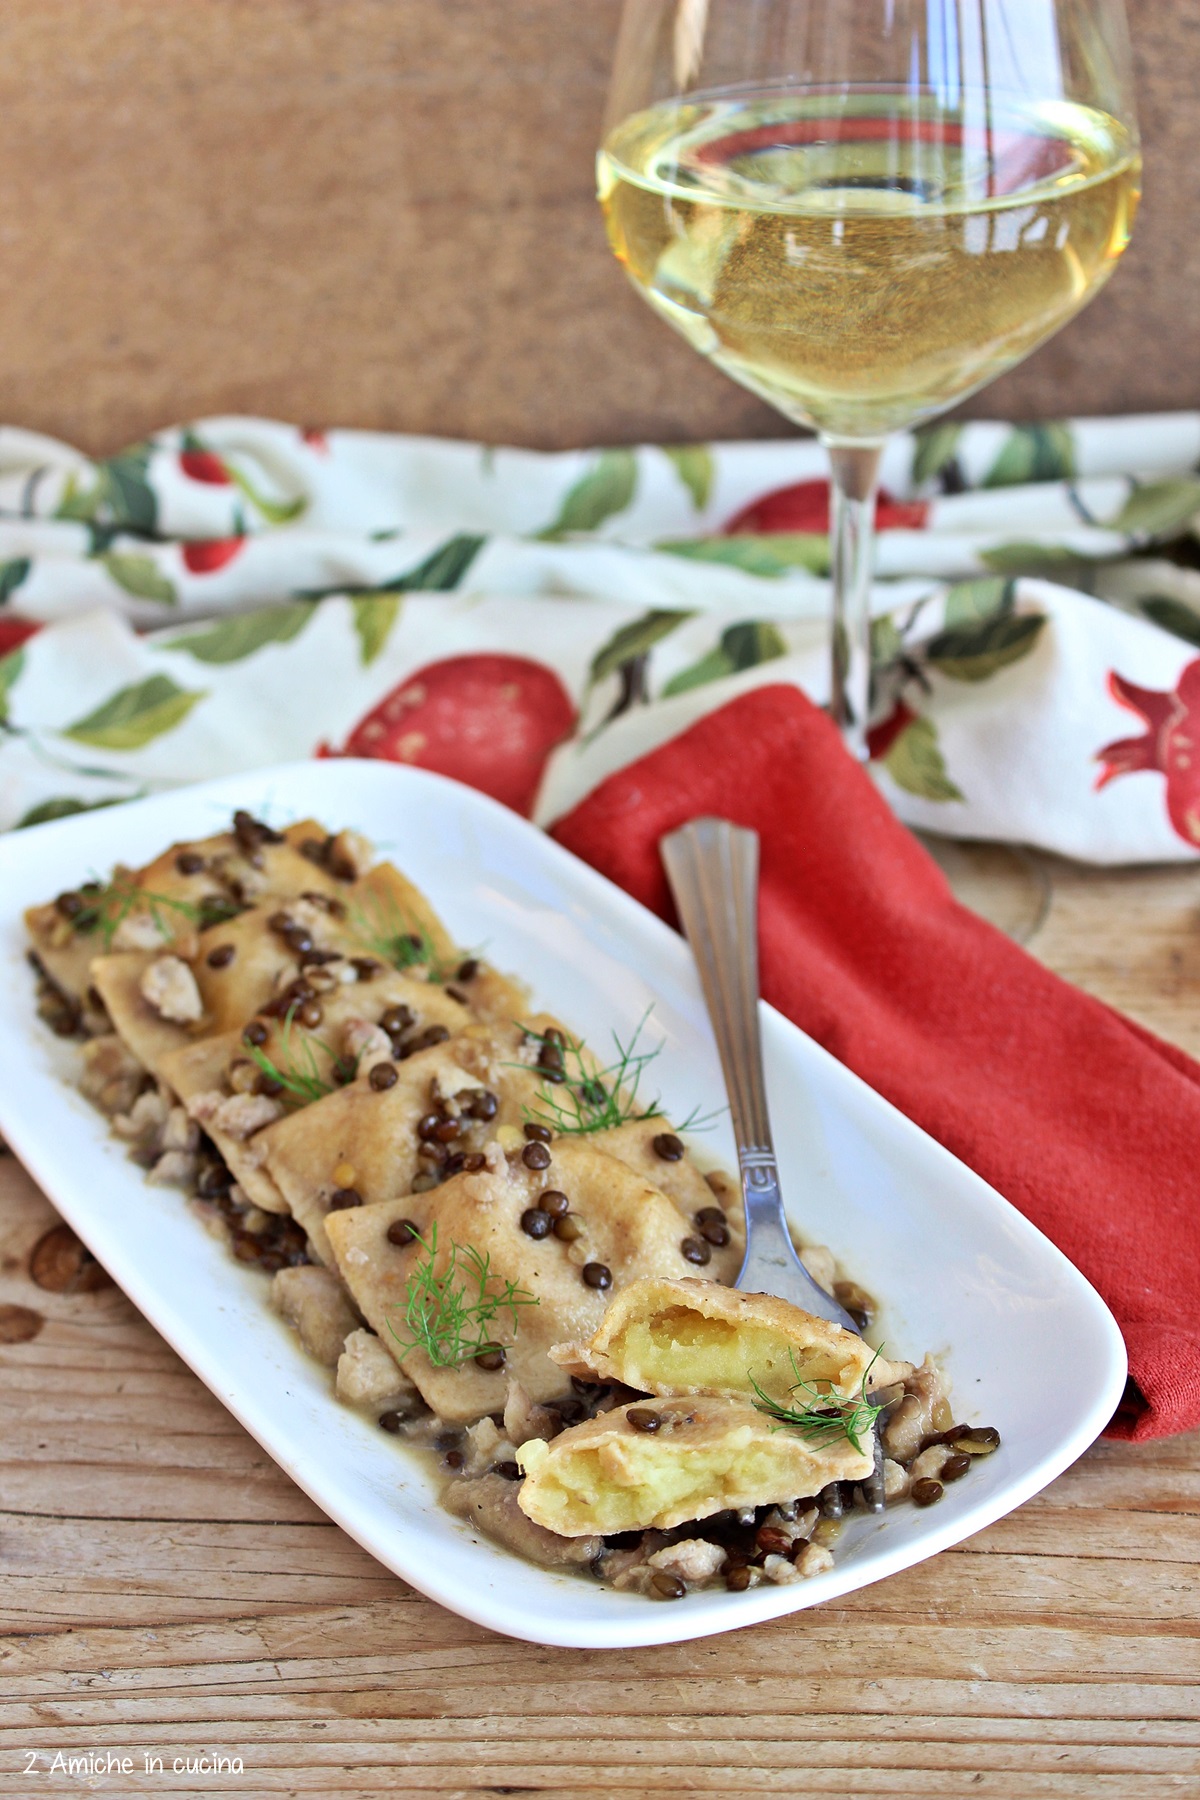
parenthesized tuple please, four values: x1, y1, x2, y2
(697, 1217, 730, 1246)
(443, 1449, 465, 1470)
(725, 1563, 752, 1592)
(410, 1172, 439, 1193)
(255, 1073, 284, 1097)
(540, 1189, 570, 1219)
(351, 957, 381, 980)
(650, 1571, 686, 1600)
(940, 1453, 971, 1482)
(627, 1408, 662, 1433)
(381, 1005, 415, 1035)
(466, 1090, 498, 1121)
(378, 1410, 404, 1433)
(206, 943, 236, 969)
(461, 1153, 486, 1172)
(951, 1426, 1001, 1454)
(756, 1525, 794, 1556)
(417, 1112, 442, 1140)
(175, 850, 205, 875)
(369, 1063, 398, 1092)
(521, 1208, 552, 1239)
(55, 890, 85, 919)
(522, 1140, 551, 1171)
(386, 1217, 420, 1247)
(553, 1215, 583, 1242)
(524, 1122, 552, 1143)
(433, 1118, 460, 1143)
(474, 1347, 506, 1372)
(653, 1132, 684, 1161)
(911, 1477, 945, 1506)
(297, 1000, 323, 1029)
(582, 1262, 612, 1290)
(457, 958, 480, 981)
(695, 1205, 727, 1226)
(493, 1460, 522, 1480)
(680, 1236, 711, 1266)
(242, 1019, 268, 1047)
(328, 1187, 363, 1211)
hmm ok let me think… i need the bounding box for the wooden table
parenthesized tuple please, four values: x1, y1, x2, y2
(3, 848, 1199, 1797)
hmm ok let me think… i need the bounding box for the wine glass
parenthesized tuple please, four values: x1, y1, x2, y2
(598, 0, 1140, 757)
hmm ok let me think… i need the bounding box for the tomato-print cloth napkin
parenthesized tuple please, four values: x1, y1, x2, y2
(1, 411, 1200, 856)
(554, 685, 1200, 1442)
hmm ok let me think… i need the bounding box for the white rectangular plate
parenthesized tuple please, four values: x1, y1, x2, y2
(0, 759, 1126, 1648)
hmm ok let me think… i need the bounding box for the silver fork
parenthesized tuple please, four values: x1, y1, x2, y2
(660, 815, 886, 1507)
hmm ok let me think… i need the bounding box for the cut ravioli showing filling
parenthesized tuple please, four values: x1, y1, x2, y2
(517, 1395, 874, 1535)
(551, 1276, 875, 1407)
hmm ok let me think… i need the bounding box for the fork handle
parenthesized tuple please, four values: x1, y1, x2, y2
(659, 817, 798, 1291)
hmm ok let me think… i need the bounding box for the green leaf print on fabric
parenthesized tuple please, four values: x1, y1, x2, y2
(882, 714, 963, 802)
(979, 541, 1093, 577)
(926, 611, 1045, 682)
(942, 577, 1016, 626)
(0, 647, 25, 724)
(17, 794, 125, 829)
(870, 614, 904, 669)
(56, 446, 159, 534)
(63, 675, 206, 750)
(928, 612, 1043, 680)
(163, 602, 314, 664)
(1110, 480, 1200, 538)
(982, 423, 1075, 488)
(351, 596, 402, 665)
(227, 466, 306, 526)
(385, 533, 486, 592)
(1139, 597, 1200, 648)
(658, 533, 829, 577)
(588, 609, 693, 688)
(538, 450, 638, 538)
(0, 558, 31, 604)
(101, 448, 158, 533)
(661, 621, 788, 697)
(663, 445, 714, 512)
(100, 553, 177, 605)
(911, 422, 964, 488)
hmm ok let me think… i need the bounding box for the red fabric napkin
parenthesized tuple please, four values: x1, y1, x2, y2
(551, 683, 1200, 1442)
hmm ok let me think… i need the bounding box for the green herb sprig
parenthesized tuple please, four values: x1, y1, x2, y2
(516, 1010, 722, 1139)
(387, 1223, 539, 1367)
(346, 892, 462, 984)
(750, 1346, 885, 1456)
(68, 878, 204, 951)
(243, 1005, 357, 1107)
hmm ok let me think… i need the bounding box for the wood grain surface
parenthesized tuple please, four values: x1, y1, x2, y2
(1, 845, 1198, 1796)
(0, 0, 1193, 456)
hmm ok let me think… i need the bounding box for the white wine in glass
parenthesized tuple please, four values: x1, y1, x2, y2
(599, 0, 1140, 754)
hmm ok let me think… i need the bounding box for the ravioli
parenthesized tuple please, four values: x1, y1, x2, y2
(516, 1394, 874, 1535)
(549, 1275, 876, 1407)
(323, 1139, 714, 1423)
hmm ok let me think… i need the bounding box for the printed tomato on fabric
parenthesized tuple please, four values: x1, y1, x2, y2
(1096, 663, 1200, 847)
(323, 654, 577, 817)
(0, 617, 40, 657)
(724, 478, 930, 535)
(182, 539, 246, 575)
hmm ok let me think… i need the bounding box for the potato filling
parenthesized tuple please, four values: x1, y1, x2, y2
(618, 1306, 859, 1404)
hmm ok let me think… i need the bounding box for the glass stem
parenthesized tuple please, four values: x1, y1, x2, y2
(826, 441, 884, 761)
